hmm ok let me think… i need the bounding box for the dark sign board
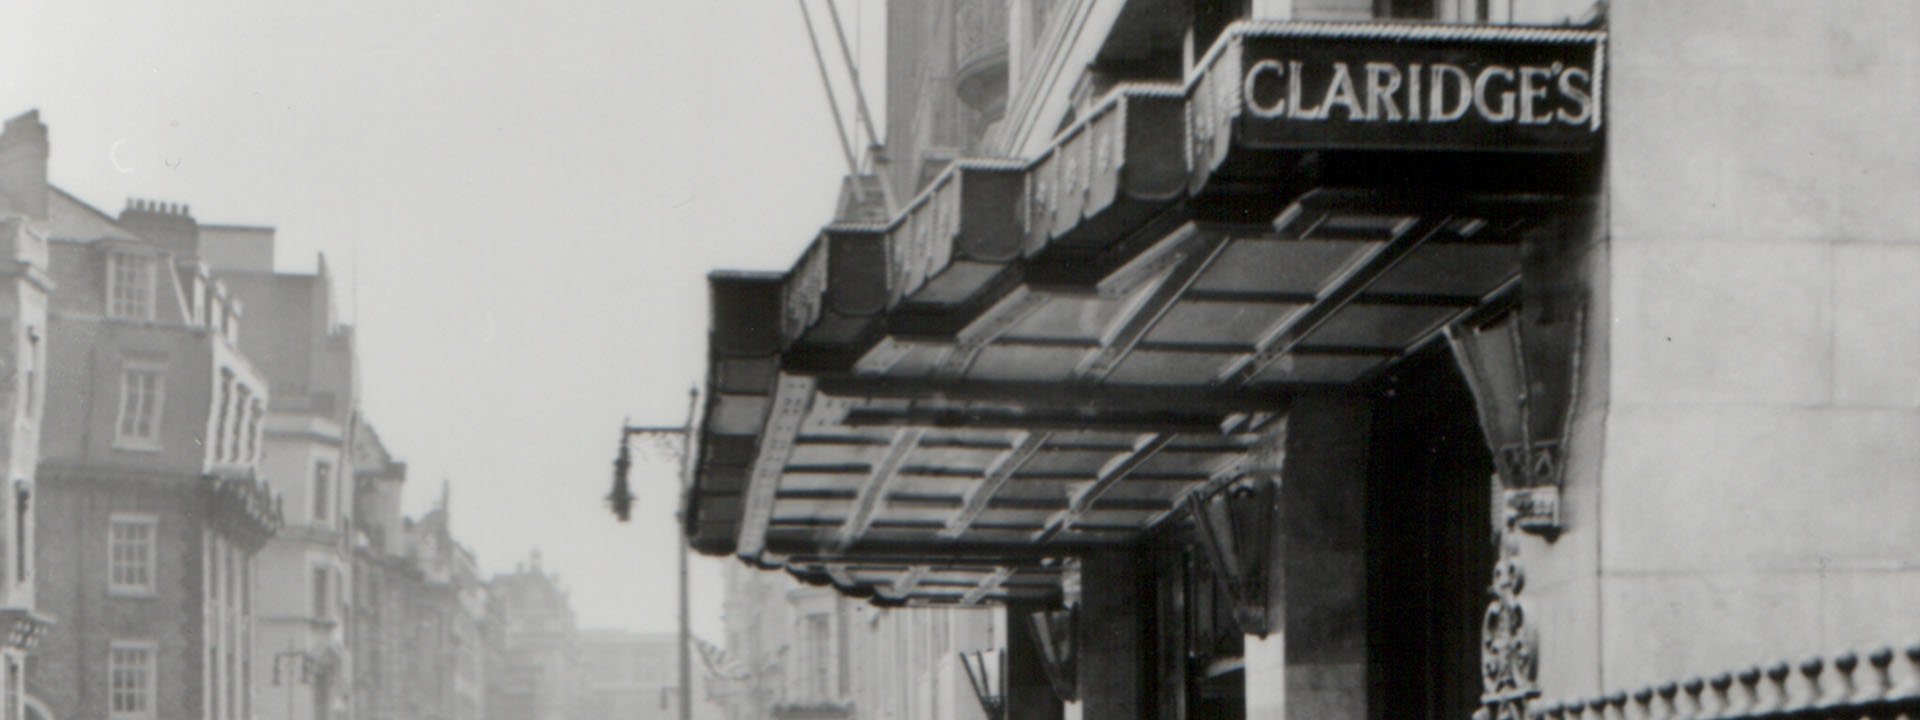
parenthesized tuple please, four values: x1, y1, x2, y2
(1211, 24, 1605, 153)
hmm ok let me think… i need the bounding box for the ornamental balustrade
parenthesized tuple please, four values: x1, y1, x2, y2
(1526, 645, 1920, 720)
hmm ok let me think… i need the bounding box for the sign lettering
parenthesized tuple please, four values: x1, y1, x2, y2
(1229, 29, 1604, 153)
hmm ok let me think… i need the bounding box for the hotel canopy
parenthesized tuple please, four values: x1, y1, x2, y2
(686, 21, 1603, 607)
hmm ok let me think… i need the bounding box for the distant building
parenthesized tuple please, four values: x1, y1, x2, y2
(575, 630, 724, 720)
(350, 425, 492, 720)
(408, 494, 491, 720)
(714, 563, 994, 720)
(349, 419, 412, 720)
(487, 556, 577, 720)
(211, 231, 360, 720)
(0, 110, 56, 720)
(28, 153, 281, 720)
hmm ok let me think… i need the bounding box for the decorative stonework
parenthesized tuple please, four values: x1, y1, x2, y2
(1533, 644, 1920, 719)
(1479, 511, 1540, 720)
(0, 608, 52, 652)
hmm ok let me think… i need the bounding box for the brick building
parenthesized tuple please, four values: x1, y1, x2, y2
(30, 183, 281, 720)
(0, 107, 506, 720)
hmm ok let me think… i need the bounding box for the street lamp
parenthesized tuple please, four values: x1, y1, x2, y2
(608, 387, 700, 720)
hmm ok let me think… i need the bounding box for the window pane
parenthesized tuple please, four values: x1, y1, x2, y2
(109, 254, 154, 320)
(312, 567, 329, 619)
(313, 462, 332, 522)
(109, 645, 152, 717)
(109, 519, 154, 592)
(117, 370, 162, 445)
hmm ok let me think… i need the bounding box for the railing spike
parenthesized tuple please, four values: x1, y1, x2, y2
(1656, 682, 1678, 719)
(1895, 644, 1920, 699)
(1830, 651, 1858, 706)
(1709, 673, 1734, 719)
(1631, 687, 1654, 720)
(1737, 667, 1763, 714)
(1764, 662, 1792, 711)
(1797, 656, 1824, 709)
(1680, 677, 1705, 720)
(1870, 647, 1897, 699)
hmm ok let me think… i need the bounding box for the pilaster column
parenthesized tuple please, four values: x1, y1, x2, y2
(1246, 392, 1371, 719)
(1076, 549, 1149, 719)
(1006, 600, 1064, 720)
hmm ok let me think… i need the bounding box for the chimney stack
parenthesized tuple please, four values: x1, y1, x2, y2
(119, 196, 201, 258)
(0, 111, 50, 220)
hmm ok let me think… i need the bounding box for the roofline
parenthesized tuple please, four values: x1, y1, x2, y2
(49, 185, 123, 225)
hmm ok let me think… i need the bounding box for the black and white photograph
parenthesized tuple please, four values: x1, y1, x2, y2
(0, 1, 1915, 719)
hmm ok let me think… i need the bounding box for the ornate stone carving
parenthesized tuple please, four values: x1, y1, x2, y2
(1478, 510, 1539, 720)
(0, 608, 52, 652)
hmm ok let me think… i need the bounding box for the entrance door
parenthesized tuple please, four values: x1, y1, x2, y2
(1365, 344, 1497, 720)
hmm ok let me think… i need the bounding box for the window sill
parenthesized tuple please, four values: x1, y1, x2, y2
(111, 441, 162, 453)
(107, 587, 158, 599)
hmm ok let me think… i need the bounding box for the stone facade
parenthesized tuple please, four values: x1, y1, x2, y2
(0, 110, 54, 720)
(684, 1, 1920, 718)
(575, 630, 722, 720)
(213, 235, 361, 720)
(487, 557, 578, 720)
(1525, 0, 1920, 705)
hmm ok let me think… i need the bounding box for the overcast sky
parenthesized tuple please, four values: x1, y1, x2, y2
(0, 0, 887, 640)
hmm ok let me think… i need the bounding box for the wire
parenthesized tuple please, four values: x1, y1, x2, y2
(797, 0, 867, 204)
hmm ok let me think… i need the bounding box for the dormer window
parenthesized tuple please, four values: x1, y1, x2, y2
(107, 252, 157, 321)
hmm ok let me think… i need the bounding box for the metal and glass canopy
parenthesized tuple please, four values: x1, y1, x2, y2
(685, 20, 1604, 606)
